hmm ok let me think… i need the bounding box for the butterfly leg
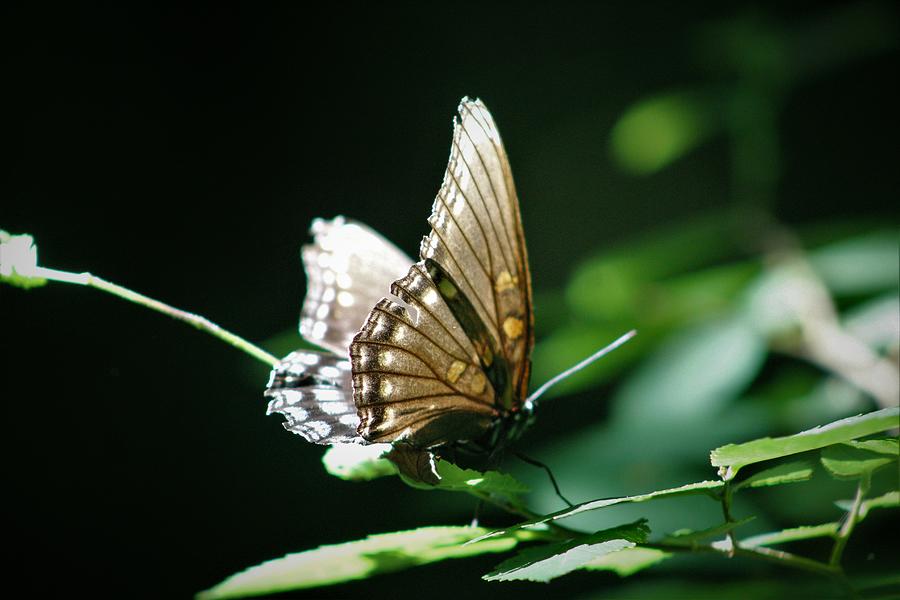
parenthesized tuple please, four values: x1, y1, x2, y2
(513, 451, 574, 507)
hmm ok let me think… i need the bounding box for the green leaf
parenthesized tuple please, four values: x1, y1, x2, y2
(483, 520, 649, 583)
(710, 408, 899, 478)
(321, 443, 396, 481)
(0, 231, 47, 289)
(580, 546, 671, 577)
(471, 480, 722, 543)
(197, 526, 520, 599)
(741, 523, 839, 548)
(821, 440, 898, 480)
(431, 460, 529, 496)
(735, 460, 815, 490)
(662, 516, 755, 546)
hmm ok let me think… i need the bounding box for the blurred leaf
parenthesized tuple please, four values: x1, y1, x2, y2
(566, 214, 747, 322)
(321, 443, 396, 481)
(741, 523, 839, 548)
(581, 546, 671, 577)
(662, 516, 755, 546)
(613, 317, 766, 427)
(820, 439, 898, 480)
(610, 90, 722, 174)
(197, 526, 520, 599)
(735, 460, 815, 490)
(808, 230, 900, 297)
(710, 408, 900, 478)
(471, 480, 722, 543)
(483, 520, 649, 583)
(0, 230, 48, 289)
(844, 294, 900, 351)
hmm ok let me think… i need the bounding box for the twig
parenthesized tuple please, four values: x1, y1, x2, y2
(36, 267, 279, 367)
(830, 473, 870, 567)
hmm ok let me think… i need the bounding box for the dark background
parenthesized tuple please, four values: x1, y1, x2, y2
(4, 3, 898, 598)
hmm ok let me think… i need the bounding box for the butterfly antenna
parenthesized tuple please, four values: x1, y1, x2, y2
(513, 451, 573, 507)
(526, 329, 637, 405)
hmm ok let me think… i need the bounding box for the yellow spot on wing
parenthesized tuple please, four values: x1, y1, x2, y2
(446, 360, 466, 384)
(495, 270, 518, 292)
(503, 316, 524, 340)
(471, 371, 487, 395)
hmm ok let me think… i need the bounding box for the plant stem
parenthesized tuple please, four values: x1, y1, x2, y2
(830, 473, 870, 567)
(465, 489, 583, 540)
(644, 541, 842, 578)
(719, 481, 738, 556)
(34, 266, 279, 367)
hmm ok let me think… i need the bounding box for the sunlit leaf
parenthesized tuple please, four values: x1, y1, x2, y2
(471, 480, 722, 543)
(321, 443, 396, 481)
(197, 526, 520, 599)
(580, 546, 671, 577)
(483, 520, 649, 583)
(735, 461, 815, 490)
(710, 408, 899, 478)
(821, 440, 897, 480)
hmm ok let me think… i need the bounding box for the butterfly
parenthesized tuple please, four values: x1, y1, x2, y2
(265, 98, 535, 483)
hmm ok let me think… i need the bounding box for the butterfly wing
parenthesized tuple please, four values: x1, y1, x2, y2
(351, 98, 533, 449)
(300, 216, 414, 357)
(267, 217, 413, 445)
(265, 350, 361, 444)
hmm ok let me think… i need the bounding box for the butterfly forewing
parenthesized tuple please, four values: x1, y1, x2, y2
(300, 217, 413, 356)
(420, 98, 533, 406)
(351, 98, 533, 448)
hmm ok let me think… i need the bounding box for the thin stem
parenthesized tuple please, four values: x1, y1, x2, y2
(830, 473, 870, 567)
(465, 489, 583, 541)
(34, 266, 279, 367)
(644, 541, 842, 578)
(719, 481, 738, 556)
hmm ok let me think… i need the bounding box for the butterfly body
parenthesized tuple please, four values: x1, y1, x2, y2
(266, 98, 534, 482)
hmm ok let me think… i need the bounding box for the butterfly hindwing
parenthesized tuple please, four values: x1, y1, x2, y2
(300, 217, 413, 357)
(350, 98, 533, 449)
(265, 350, 361, 444)
(267, 218, 412, 445)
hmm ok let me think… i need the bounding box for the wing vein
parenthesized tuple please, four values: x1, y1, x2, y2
(460, 103, 520, 275)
